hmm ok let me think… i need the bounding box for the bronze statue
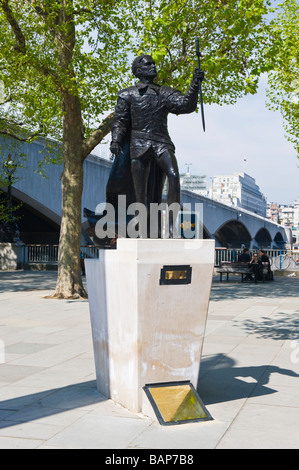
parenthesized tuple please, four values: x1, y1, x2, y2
(107, 54, 204, 237)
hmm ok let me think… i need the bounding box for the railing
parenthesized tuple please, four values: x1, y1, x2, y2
(215, 248, 289, 267)
(19, 244, 298, 268)
(26, 244, 59, 263)
(23, 245, 100, 264)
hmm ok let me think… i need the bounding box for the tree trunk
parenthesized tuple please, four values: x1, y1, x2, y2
(54, 163, 86, 298)
(46, 4, 87, 299)
(49, 90, 87, 299)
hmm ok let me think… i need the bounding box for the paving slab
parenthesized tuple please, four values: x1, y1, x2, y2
(0, 270, 299, 449)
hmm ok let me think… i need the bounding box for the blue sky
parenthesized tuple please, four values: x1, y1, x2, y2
(168, 75, 299, 206)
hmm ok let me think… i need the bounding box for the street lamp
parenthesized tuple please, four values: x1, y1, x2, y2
(3, 156, 17, 218)
(1, 154, 19, 242)
(185, 163, 192, 175)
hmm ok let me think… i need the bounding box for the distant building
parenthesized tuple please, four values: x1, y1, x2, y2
(267, 202, 279, 223)
(278, 205, 294, 227)
(267, 197, 299, 244)
(180, 172, 207, 196)
(294, 198, 299, 243)
(210, 172, 267, 217)
(279, 199, 299, 243)
(293, 197, 299, 231)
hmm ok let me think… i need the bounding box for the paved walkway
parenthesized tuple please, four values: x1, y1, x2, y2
(0, 270, 299, 449)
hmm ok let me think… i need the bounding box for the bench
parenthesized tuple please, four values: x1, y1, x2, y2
(216, 262, 270, 283)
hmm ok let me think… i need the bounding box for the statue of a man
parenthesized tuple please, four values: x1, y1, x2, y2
(109, 54, 204, 236)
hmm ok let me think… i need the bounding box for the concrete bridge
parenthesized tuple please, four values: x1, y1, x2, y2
(0, 137, 290, 248)
(181, 191, 289, 249)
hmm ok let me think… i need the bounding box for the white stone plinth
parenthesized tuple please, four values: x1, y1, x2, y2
(85, 238, 215, 413)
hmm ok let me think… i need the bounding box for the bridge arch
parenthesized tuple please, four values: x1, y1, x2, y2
(202, 225, 212, 239)
(214, 219, 252, 248)
(9, 189, 60, 244)
(254, 227, 272, 249)
(273, 231, 286, 249)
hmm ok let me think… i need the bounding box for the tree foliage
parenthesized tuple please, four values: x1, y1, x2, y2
(0, 0, 275, 141)
(0, 0, 135, 146)
(267, 0, 299, 156)
(0, 0, 275, 297)
(0, 0, 138, 298)
(137, 0, 273, 104)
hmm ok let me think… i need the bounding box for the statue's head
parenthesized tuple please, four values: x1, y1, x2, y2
(132, 54, 157, 80)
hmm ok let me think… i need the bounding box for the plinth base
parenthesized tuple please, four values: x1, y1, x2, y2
(86, 238, 215, 413)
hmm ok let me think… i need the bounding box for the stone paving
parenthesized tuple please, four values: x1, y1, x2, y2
(0, 270, 299, 449)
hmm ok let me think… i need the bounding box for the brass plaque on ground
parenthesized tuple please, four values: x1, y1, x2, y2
(143, 381, 213, 426)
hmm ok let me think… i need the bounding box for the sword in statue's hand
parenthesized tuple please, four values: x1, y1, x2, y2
(195, 37, 205, 132)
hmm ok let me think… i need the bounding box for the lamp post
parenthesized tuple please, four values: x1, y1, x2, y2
(1, 155, 19, 242)
(185, 163, 192, 175)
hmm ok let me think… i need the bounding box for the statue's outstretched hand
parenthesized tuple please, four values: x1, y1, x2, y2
(110, 142, 123, 158)
(193, 68, 205, 83)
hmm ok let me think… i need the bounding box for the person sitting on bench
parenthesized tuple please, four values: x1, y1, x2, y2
(249, 253, 263, 281)
(238, 248, 253, 281)
(259, 249, 273, 281)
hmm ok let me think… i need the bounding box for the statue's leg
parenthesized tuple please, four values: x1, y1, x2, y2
(131, 156, 151, 205)
(157, 149, 180, 205)
(156, 150, 181, 237)
(130, 155, 151, 238)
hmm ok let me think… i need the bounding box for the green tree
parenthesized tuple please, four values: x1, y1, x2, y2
(266, 0, 299, 156)
(138, 0, 273, 101)
(0, 0, 134, 298)
(0, 0, 273, 298)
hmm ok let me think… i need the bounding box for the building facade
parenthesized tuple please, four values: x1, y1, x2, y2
(210, 172, 267, 217)
(294, 198, 299, 243)
(267, 202, 280, 223)
(180, 173, 207, 196)
(266, 197, 299, 244)
(279, 205, 294, 227)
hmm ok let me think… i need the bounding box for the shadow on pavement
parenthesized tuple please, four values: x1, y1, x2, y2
(237, 310, 299, 341)
(0, 271, 58, 293)
(197, 354, 299, 405)
(211, 276, 299, 301)
(1, 270, 298, 299)
(0, 380, 105, 429)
